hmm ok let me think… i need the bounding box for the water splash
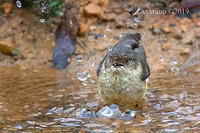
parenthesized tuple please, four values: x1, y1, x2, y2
(169, 56, 179, 75)
(97, 106, 113, 118)
(88, 57, 95, 68)
(77, 70, 89, 82)
(97, 104, 121, 118)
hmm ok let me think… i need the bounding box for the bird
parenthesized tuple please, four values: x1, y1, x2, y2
(52, 10, 79, 69)
(97, 33, 150, 106)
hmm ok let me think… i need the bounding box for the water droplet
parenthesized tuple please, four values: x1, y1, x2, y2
(88, 57, 95, 68)
(108, 45, 113, 52)
(76, 55, 83, 62)
(171, 67, 179, 75)
(106, 23, 111, 31)
(133, 23, 138, 29)
(69, 20, 73, 25)
(126, 88, 130, 92)
(181, 71, 187, 75)
(87, 72, 91, 78)
(133, 17, 140, 23)
(145, 78, 149, 83)
(130, 111, 136, 117)
(77, 70, 89, 81)
(16, 124, 23, 129)
(41, 6, 47, 13)
(125, 22, 131, 28)
(90, 79, 95, 84)
(128, 7, 134, 14)
(82, 81, 88, 86)
(170, 56, 178, 65)
(119, 34, 123, 39)
(40, 19, 45, 23)
(192, 84, 195, 88)
(97, 106, 113, 118)
(27, 121, 36, 125)
(67, 58, 70, 63)
(159, 56, 164, 62)
(16, 0, 22, 8)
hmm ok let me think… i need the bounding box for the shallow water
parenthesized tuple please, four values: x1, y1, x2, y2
(0, 65, 200, 132)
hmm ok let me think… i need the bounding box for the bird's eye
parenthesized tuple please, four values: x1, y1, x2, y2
(131, 43, 139, 50)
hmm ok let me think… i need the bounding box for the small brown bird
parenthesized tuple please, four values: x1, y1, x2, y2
(97, 33, 150, 105)
(52, 10, 79, 69)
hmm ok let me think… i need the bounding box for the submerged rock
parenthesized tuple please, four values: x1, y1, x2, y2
(0, 42, 21, 60)
(52, 10, 79, 69)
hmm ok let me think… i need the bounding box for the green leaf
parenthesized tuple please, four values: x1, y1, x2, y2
(48, 0, 60, 8)
(55, 10, 62, 16)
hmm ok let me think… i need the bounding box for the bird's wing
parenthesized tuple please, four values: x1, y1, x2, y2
(135, 45, 150, 80)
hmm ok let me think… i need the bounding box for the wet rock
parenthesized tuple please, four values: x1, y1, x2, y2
(114, 12, 130, 28)
(11, 16, 23, 29)
(181, 30, 195, 45)
(0, 41, 21, 60)
(162, 23, 182, 39)
(92, 41, 108, 51)
(180, 48, 191, 56)
(161, 44, 171, 51)
(1, 2, 13, 15)
(195, 67, 200, 73)
(98, 8, 116, 21)
(179, 18, 191, 33)
(98, 0, 110, 7)
(84, 3, 101, 16)
(79, 19, 89, 36)
(149, 26, 162, 36)
(0, 42, 14, 55)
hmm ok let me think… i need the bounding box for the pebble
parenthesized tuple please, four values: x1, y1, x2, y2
(161, 44, 171, 51)
(84, 3, 101, 16)
(180, 48, 190, 56)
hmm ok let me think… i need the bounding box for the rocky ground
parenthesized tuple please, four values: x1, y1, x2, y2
(0, 0, 200, 73)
